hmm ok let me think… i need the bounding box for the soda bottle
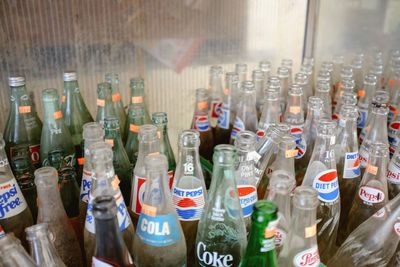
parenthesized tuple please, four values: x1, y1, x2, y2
(195, 145, 247, 267)
(230, 81, 258, 142)
(357, 74, 378, 133)
(105, 73, 127, 141)
(350, 57, 364, 93)
(278, 186, 321, 266)
(282, 59, 294, 85)
(62, 71, 94, 181)
(84, 142, 134, 265)
(370, 60, 385, 90)
(332, 91, 357, 121)
(79, 122, 104, 224)
(387, 134, 400, 199)
(329, 193, 400, 266)
(294, 73, 310, 112)
(235, 63, 248, 86)
(209, 66, 224, 130)
(0, 135, 33, 247)
(172, 130, 207, 267)
(299, 63, 314, 98)
(332, 55, 345, 95)
(215, 72, 238, 145)
(388, 71, 400, 124)
(25, 223, 67, 267)
(240, 200, 279, 267)
(277, 67, 290, 114)
(253, 69, 265, 117)
(192, 88, 214, 161)
(152, 112, 176, 185)
(40, 88, 76, 168)
(266, 172, 296, 255)
(35, 166, 83, 266)
(259, 60, 272, 89)
(92, 195, 134, 266)
(385, 50, 400, 83)
(333, 65, 353, 109)
(347, 142, 389, 236)
(302, 119, 340, 262)
(315, 79, 332, 119)
(0, 233, 37, 267)
(4, 76, 42, 169)
(334, 105, 361, 245)
(96, 82, 117, 127)
(104, 118, 133, 206)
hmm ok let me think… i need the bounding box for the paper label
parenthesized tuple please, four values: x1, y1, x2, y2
(286, 149, 298, 158)
(0, 178, 28, 219)
(305, 224, 317, 238)
(217, 103, 230, 129)
(358, 89, 365, 97)
(211, 101, 222, 119)
(290, 106, 301, 114)
(53, 111, 63, 120)
(197, 101, 208, 110)
(357, 108, 368, 129)
(388, 161, 400, 185)
(366, 164, 378, 175)
(312, 169, 339, 203)
(142, 204, 157, 217)
(112, 93, 121, 102)
(343, 152, 361, 178)
(237, 185, 257, 218)
(172, 186, 205, 221)
(293, 246, 320, 267)
(358, 186, 385, 204)
(132, 96, 143, 104)
(97, 99, 105, 107)
(18, 106, 31, 113)
(230, 117, 245, 139)
(29, 144, 41, 164)
(290, 125, 307, 159)
(193, 115, 211, 132)
(130, 124, 140, 133)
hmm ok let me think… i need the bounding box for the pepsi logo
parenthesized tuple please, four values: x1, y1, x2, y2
(237, 185, 257, 218)
(390, 121, 400, 131)
(312, 169, 339, 203)
(230, 117, 245, 139)
(394, 222, 400, 237)
(343, 152, 360, 179)
(358, 186, 385, 204)
(387, 162, 400, 184)
(256, 130, 265, 138)
(172, 187, 205, 221)
(194, 116, 211, 132)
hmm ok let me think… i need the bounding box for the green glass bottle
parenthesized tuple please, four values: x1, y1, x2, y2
(62, 71, 94, 182)
(152, 112, 176, 186)
(105, 73, 127, 141)
(4, 76, 42, 169)
(125, 106, 146, 165)
(40, 88, 76, 168)
(96, 82, 117, 127)
(240, 200, 278, 267)
(104, 117, 133, 205)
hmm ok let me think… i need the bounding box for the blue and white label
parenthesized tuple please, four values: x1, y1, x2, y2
(230, 117, 245, 139)
(237, 185, 257, 218)
(217, 104, 230, 130)
(290, 125, 306, 159)
(389, 121, 400, 156)
(136, 213, 181, 247)
(343, 152, 361, 179)
(85, 192, 131, 234)
(357, 108, 368, 129)
(312, 169, 339, 203)
(193, 115, 211, 132)
(79, 170, 92, 203)
(172, 186, 205, 221)
(0, 178, 27, 219)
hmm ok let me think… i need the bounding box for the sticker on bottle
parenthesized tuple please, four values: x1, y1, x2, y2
(112, 93, 121, 102)
(132, 96, 143, 104)
(305, 224, 317, 238)
(53, 111, 63, 120)
(136, 213, 181, 247)
(332, 113, 340, 121)
(389, 105, 398, 123)
(0, 178, 28, 219)
(394, 222, 400, 237)
(388, 121, 400, 156)
(366, 164, 378, 175)
(358, 89, 365, 97)
(105, 139, 114, 147)
(358, 186, 385, 204)
(275, 228, 287, 247)
(343, 152, 361, 178)
(256, 129, 265, 140)
(237, 185, 257, 218)
(290, 106, 301, 114)
(197, 101, 208, 110)
(142, 204, 157, 217)
(193, 115, 211, 132)
(130, 124, 140, 133)
(286, 149, 298, 158)
(172, 186, 205, 221)
(312, 169, 339, 203)
(80, 170, 92, 203)
(211, 100, 222, 119)
(358, 148, 369, 168)
(29, 144, 41, 164)
(357, 108, 368, 129)
(97, 99, 105, 107)
(373, 207, 386, 218)
(61, 95, 66, 103)
(290, 125, 307, 159)
(293, 245, 320, 267)
(388, 161, 400, 185)
(230, 117, 245, 139)
(18, 106, 31, 113)
(217, 103, 230, 129)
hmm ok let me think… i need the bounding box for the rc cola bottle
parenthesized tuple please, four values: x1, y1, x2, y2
(240, 200, 279, 267)
(172, 130, 207, 267)
(278, 186, 322, 267)
(347, 142, 389, 235)
(195, 145, 247, 267)
(92, 195, 134, 267)
(25, 223, 66, 267)
(388, 134, 400, 199)
(4, 76, 42, 169)
(256, 78, 280, 139)
(315, 79, 332, 119)
(235, 63, 248, 86)
(192, 88, 214, 161)
(357, 74, 378, 133)
(302, 119, 340, 262)
(96, 82, 116, 127)
(105, 73, 127, 140)
(35, 166, 83, 266)
(277, 67, 290, 114)
(209, 66, 224, 130)
(253, 70, 265, 117)
(133, 153, 186, 267)
(0, 233, 37, 267)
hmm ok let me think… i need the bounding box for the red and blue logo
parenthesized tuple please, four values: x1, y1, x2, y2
(312, 169, 339, 203)
(343, 152, 361, 178)
(172, 187, 205, 221)
(290, 126, 306, 159)
(230, 117, 245, 139)
(389, 121, 400, 155)
(237, 185, 257, 218)
(217, 104, 230, 130)
(194, 115, 211, 132)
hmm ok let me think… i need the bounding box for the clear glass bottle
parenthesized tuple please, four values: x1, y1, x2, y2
(282, 59, 294, 85)
(332, 56, 345, 98)
(333, 65, 353, 110)
(209, 65, 224, 129)
(387, 133, 400, 199)
(387, 71, 400, 124)
(95, 82, 116, 127)
(259, 60, 272, 89)
(315, 79, 332, 119)
(332, 91, 357, 121)
(357, 74, 378, 132)
(295, 73, 311, 113)
(0, 233, 37, 267)
(350, 57, 364, 93)
(253, 69, 265, 117)
(235, 63, 248, 86)
(277, 67, 290, 114)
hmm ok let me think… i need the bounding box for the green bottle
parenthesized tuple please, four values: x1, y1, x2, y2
(240, 200, 278, 267)
(104, 117, 133, 205)
(4, 76, 42, 169)
(96, 82, 117, 127)
(152, 112, 176, 186)
(105, 73, 127, 141)
(125, 106, 146, 165)
(40, 88, 76, 168)
(62, 71, 94, 182)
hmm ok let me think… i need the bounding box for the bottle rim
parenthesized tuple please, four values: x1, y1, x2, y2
(83, 122, 104, 141)
(63, 71, 77, 81)
(34, 167, 58, 188)
(8, 76, 25, 87)
(179, 129, 200, 148)
(293, 186, 319, 209)
(25, 223, 49, 240)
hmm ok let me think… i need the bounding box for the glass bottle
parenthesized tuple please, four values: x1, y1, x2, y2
(25, 223, 66, 267)
(92, 195, 134, 267)
(4, 76, 42, 169)
(209, 66, 224, 130)
(104, 117, 133, 205)
(125, 105, 148, 164)
(277, 67, 290, 114)
(191, 88, 214, 161)
(172, 130, 207, 267)
(96, 82, 116, 127)
(235, 63, 248, 86)
(40, 88, 76, 168)
(35, 166, 83, 266)
(332, 55, 344, 97)
(295, 73, 311, 113)
(278, 186, 321, 267)
(105, 73, 127, 141)
(357, 74, 378, 132)
(152, 112, 176, 186)
(195, 145, 247, 267)
(240, 200, 279, 267)
(315, 79, 332, 119)
(253, 69, 265, 117)
(350, 57, 364, 93)
(134, 153, 186, 267)
(388, 134, 400, 199)
(334, 105, 361, 246)
(0, 233, 37, 267)
(388, 71, 400, 124)
(332, 91, 357, 121)
(300, 63, 314, 94)
(302, 119, 340, 262)
(259, 60, 272, 89)
(230, 81, 258, 142)
(333, 65, 353, 110)
(282, 59, 294, 85)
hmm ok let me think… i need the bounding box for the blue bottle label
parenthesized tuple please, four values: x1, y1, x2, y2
(230, 117, 245, 139)
(0, 178, 27, 219)
(343, 152, 361, 179)
(217, 104, 230, 129)
(80, 170, 92, 203)
(357, 108, 368, 129)
(237, 185, 257, 218)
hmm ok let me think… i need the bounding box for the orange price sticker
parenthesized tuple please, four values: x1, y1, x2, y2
(285, 149, 298, 158)
(142, 204, 157, 217)
(19, 106, 31, 114)
(223, 88, 230, 95)
(97, 99, 105, 107)
(130, 124, 140, 133)
(197, 101, 208, 110)
(53, 111, 63, 120)
(358, 90, 365, 97)
(366, 164, 378, 175)
(264, 227, 276, 238)
(388, 79, 397, 87)
(77, 157, 85, 165)
(112, 175, 120, 190)
(112, 93, 121, 102)
(289, 106, 301, 114)
(61, 95, 66, 103)
(131, 96, 143, 104)
(305, 224, 317, 238)
(105, 139, 114, 147)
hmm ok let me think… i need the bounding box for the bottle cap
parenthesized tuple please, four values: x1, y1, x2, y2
(8, 76, 25, 87)
(63, 71, 77, 81)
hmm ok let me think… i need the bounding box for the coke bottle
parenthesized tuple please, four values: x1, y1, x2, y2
(105, 73, 127, 140)
(278, 186, 322, 266)
(256, 78, 280, 139)
(357, 74, 378, 134)
(347, 142, 389, 235)
(4, 76, 42, 169)
(387, 71, 400, 124)
(235, 63, 248, 86)
(277, 67, 290, 114)
(134, 153, 186, 266)
(332, 91, 357, 121)
(315, 79, 332, 118)
(92, 195, 134, 267)
(253, 69, 265, 117)
(302, 119, 340, 262)
(172, 130, 207, 267)
(96, 82, 116, 127)
(192, 88, 214, 161)
(0, 233, 37, 267)
(195, 145, 247, 267)
(35, 166, 83, 266)
(240, 200, 279, 267)
(387, 135, 400, 199)
(209, 66, 224, 130)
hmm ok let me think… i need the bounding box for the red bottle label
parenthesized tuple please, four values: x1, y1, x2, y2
(29, 144, 41, 164)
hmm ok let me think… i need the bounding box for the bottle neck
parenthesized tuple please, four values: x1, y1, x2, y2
(313, 133, 335, 160)
(43, 100, 62, 124)
(10, 85, 32, 108)
(195, 100, 209, 116)
(136, 139, 160, 165)
(284, 95, 304, 123)
(337, 118, 358, 148)
(268, 188, 291, 223)
(259, 97, 280, 127)
(245, 219, 277, 259)
(290, 205, 317, 240)
(28, 234, 61, 265)
(209, 75, 222, 96)
(178, 146, 201, 177)
(367, 153, 388, 179)
(36, 182, 67, 221)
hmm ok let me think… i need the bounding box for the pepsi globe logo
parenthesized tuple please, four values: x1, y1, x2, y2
(194, 116, 211, 132)
(256, 130, 265, 139)
(394, 222, 400, 237)
(290, 127, 306, 159)
(237, 185, 257, 218)
(172, 187, 205, 221)
(343, 152, 361, 179)
(230, 117, 245, 139)
(217, 105, 230, 129)
(312, 169, 339, 203)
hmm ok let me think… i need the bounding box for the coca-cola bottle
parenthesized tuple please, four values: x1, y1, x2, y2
(277, 67, 290, 114)
(209, 66, 224, 130)
(191, 88, 214, 161)
(0, 233, 37, 267)
(347, 142, 389, 235)
(278, 186, 322, 266)
(387, 136, 400, 199)
(172, 130, 207, 267)
(195, 145, 247, 267)
(96, 82, 116, 127)
(302, 119, 340, 262)
(357, 74, 378, 134)
(315, 79, 332, 119)
(253, 70, 265, 117)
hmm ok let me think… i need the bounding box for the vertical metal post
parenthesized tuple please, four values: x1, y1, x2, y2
(303, 0, 320, 61)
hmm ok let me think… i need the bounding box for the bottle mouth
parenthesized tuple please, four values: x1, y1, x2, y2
(138, 124, 158, 141)
(253, 200, 278, 216)
(240, 81, 255, 93)
(8, 76, 25, 87)
(34, 167, 58, 188)
(179, 130, 200, 148)
(90, 142, 113, 163)
(63, 71, 77, 82)
(269, 172, 296, 193)
(277, 67, 289, 78)
(42, 88, 59, 102)
(288, 84, 303, 96)
(293, 186, 319, 209)
(25, 223, 49, 240)
(105, 73, 119, 84)
(83, 122, 104, 141)
(259, 60, 271, 72)
(152, 112, 168, 125)
(213, 145, 236, 165)
(235, 131, 256, 149)
(225, 72, 239, 84)
(252, 70, 264, 80)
